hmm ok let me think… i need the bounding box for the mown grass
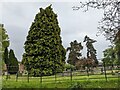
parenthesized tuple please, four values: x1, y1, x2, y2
(2, 74, 120, 88)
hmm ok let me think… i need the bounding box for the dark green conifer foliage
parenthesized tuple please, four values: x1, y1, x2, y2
(8, 49, 19, 74)
(0, 24, 9, 67)
(67, 40, 83, 66)
(22, 5, 66, 76)
(0, 24, 9, 51)
(84, 35, 98, 64)
(3, 47, 9, 65)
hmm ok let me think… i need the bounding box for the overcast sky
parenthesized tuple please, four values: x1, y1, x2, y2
(1, 1, 111, 61)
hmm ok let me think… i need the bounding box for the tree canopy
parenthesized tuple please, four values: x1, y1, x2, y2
(22, 5, 66, 76)
(0, 24, 10, 68)
(0, 24, 9, 51)
(67, 40, 83, 66)
(73, 0, 120, 42)
(8, 49, 19, 74)
(3, 47, 9, 65)
(73, 0, 120, 65)
(83, 35, 98, 64)
(103, 47, 115, 66)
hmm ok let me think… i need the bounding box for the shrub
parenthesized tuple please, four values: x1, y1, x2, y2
(69, 82, 83, 89)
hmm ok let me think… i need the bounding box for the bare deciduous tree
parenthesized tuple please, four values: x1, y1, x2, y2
(73, 0, 120, 42)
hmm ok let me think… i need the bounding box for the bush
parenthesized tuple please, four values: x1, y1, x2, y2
(69, 82, 83, 89)
(65, 64, 75, 71)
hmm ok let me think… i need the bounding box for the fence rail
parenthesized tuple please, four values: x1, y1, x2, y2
(2, 65, 120, 84)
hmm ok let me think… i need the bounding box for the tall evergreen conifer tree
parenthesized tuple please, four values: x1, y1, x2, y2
(22, 5, 66, 76)
(8, 49, 19, 74)
(67, 40, 83, 66)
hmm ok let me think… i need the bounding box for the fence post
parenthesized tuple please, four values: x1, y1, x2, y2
(86, 64, 89, 78)
(16, 71, 18, 82)
(27, 70, 29, 83)
(40, 71, 42, 88)
(54, 54, 57, 83)
(55, 70, 57, 83)
(103, 61, 107, 82)
(70, 65, 72, 81)
(118, 67, 120, 88)
(6, 71, 8, 80)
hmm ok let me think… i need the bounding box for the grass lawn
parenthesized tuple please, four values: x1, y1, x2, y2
(2, 74, 120, 88)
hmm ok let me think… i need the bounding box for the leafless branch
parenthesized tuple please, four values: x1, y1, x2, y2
(73, 0, 120, 42)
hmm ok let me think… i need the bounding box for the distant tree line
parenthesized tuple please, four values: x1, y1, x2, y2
(0, 24, 19, 74)
(66, 36, 97, 71)
(3, 48, 19, 74)
(73, 0, 120, 66)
